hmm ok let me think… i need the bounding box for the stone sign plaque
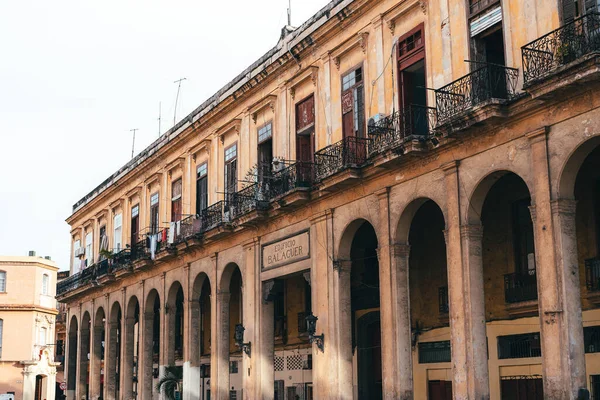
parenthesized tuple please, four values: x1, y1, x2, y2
(262, 230, 310, 270)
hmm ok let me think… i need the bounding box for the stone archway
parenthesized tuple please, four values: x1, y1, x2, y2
(123, 296, 140, 399)
(337, 218, 381, 400)
(189, 273, 211, 400)
(106, 301, 122, 400)
(142, 289, 161, 399)
(66, 315, 78, 399)
(78, 311, 91, 399)
(91, 307, 105, 399)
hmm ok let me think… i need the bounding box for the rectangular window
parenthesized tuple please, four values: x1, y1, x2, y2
(258, 123, 273, 143)
(150, 192, 160, 232)
(258, 123, 273, 181)
(39, 327, 47, 346)
(42, 274, 49, 296)
(229, 360, 238, 374)
(197, 163, 208, 215)
(341, 67, 365, 139)
(0, 272, 5, 292)
(497, 332, 541, 359)
(585, 326, 600, 353)
(418, 340, 451, 363)
(131, 204, 140, 245)
(224, 144, 238, 197)
(171, 179, 182, 222)
(85, 232, 93, 266)
(73, 239, 81, 268)
(113, 214, 123, 252)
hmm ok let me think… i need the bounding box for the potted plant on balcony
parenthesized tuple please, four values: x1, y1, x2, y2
(555, 41, 579, 65)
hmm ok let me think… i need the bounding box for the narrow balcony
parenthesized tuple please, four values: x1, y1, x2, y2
(368, 105, 435, 166)
(173, 214, 203, 249)
(435, 63, 518, 132)
(200, 200, 234, 240)
(230, 183, 269, 225)
(268, 161, 314, 210)
(522, 13, 600, 98)
(504, 271, 538, 317)
(314, 136, 370, 190)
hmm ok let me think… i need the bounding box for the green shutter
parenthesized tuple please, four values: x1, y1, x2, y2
(562, 0, 577, 23)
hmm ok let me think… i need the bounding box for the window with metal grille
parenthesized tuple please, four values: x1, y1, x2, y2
(418, 340, 451, 363)
(497, 332, 541, 359)
(0, 271, 8, 293)
(229, 360, 238, 374)
(585, 326, 600, 353)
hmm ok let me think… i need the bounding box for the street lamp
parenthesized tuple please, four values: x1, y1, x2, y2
(305, 313, 324, 352)
(234, 324, 251, 356)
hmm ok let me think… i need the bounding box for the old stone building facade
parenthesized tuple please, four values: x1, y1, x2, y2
(57, 0, 600, 398)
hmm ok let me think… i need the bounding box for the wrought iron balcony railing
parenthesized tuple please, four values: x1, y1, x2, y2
(522, 12, 600, 85)
(314, 136, 370, 181)
(504, 271, 538, 304)
(269, 161, 315, 199)
(230, 183, 270, 219)
(368, 105, 436, 157)
(586, 257, 600, 291)
(438, 285, 449, 314)
(200, 200, 230, 231)
(175, 214, 203, 243)
(435, 63, 519, 125)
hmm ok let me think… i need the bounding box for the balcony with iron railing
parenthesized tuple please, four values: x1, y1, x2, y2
(435, 62, 519, 129)
(268, 161, 315, 209)
(504, 271, 538, 308)
(314, 136, 370, 187)
(230, 183, 270, 223)
(522, 12, 600, 92)
(368, 105, 436, 162)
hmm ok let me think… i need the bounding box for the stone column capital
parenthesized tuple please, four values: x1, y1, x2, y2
(391, 243, 411, 257)
(333, 259, 352, 273)
(551, 199, 577, 216)
(460, 224, 483, 239)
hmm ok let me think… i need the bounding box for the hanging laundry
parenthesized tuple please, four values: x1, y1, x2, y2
(150, 234, 158, 260)
(168, 222, 176, 244)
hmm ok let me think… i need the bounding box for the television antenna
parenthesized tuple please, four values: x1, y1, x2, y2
(173, 77, 187, 125)
(130, 128, 138, 158)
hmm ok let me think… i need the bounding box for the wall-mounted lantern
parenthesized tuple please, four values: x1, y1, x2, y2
(305, 313, 324, 352)
(234, 323, 251, 356)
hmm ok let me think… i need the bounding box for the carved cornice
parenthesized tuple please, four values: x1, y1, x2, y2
(214, 119, 242, 142)
(330, 32, 370, 70)
(287, 66, 319, 99)
(384, 0, 427, 36)
(248, 95, 278, 123)
(189, 139, 212, 161)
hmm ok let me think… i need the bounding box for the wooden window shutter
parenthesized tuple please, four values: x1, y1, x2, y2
(296, 95, 315, 133)
(562, 0, 576, 23)
(342, 89, 354, 138)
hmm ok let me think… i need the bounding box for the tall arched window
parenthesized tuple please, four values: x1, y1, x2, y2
(0, 271, 6, 292)
(42, 274, 49, 295)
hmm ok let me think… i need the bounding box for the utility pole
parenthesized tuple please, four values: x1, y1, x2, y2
(173, 78, 187, 125)
(130, 128, 138, 158)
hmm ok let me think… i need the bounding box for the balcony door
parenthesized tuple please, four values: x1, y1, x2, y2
(196, 163, 208, 215)
(130, 204, 139, 246)
(341, 67, 365, 139)
(296, 95, 315, 163)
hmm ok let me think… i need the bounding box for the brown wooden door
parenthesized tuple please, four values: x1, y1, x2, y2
(296, 95, 315, 163)
(500, 377, 543, 400)
(428, 380, 452, 400)
(130, 214, 139, 245)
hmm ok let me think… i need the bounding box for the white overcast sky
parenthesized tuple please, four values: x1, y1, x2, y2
(0, 0, 328, 270)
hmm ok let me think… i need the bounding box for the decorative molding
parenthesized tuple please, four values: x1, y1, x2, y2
(125, 185, 143, 200)
(330, 32, 370, 70)
(248, 95, 278, 123)
(165, 157, 186, 175)
(109, 198, 125, 212)
(384, 0, 426, 36)
(189, 139, 212, 161)
(287, 66, 319, 99)
(214, 119, 242, 142)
